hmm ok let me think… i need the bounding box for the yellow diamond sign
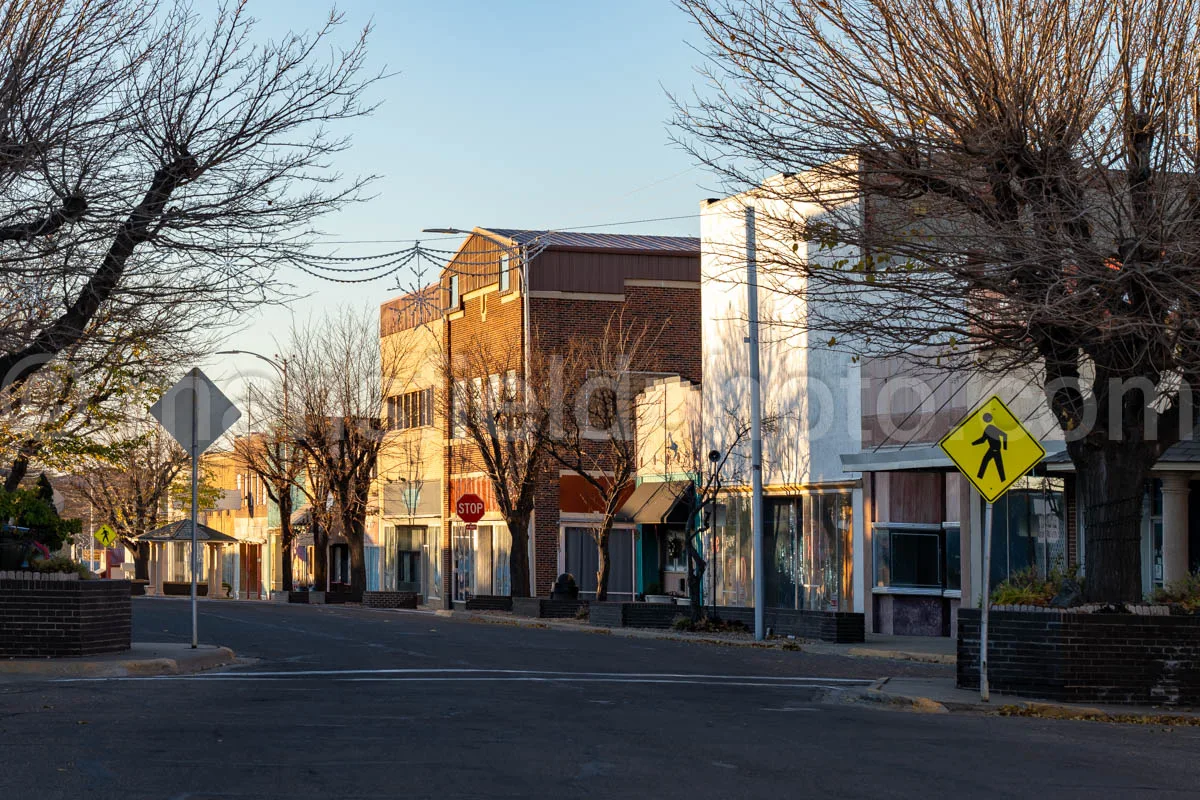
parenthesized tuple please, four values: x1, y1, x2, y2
(939, 395, 1046, 503)
(95, 524, 119, 548)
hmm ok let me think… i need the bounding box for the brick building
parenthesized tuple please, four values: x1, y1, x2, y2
(435, 228, 701, 602)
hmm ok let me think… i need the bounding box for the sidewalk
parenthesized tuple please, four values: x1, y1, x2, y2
(804, 633, 957, 665)
(0, 642, 236, 680)
(443, 610, 962, 660)
(856, 675, 1200, 722)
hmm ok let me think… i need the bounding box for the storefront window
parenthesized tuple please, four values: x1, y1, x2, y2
(717, 491, 851, 610)
(984, 477, 1066, 586)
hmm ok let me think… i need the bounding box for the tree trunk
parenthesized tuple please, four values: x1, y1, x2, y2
(595, 525, 612, 603)
(3, 451, 30, 492)
(686, 528, 706, 621)
(347, 511, 366, 601)
(279, 492, 294, 592)
(312, 524, 328, 591)
(506, 513, 531, 597)
(132, 541, 150, 581)
(1074, 442, 1152, 603)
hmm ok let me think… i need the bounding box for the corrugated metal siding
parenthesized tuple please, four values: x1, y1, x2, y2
(529, 251, 699, 293)
(442, 233, 518, 308)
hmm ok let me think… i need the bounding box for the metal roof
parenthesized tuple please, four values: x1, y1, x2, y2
(136, 520, 238, 544)
(482, 228, 700, 254)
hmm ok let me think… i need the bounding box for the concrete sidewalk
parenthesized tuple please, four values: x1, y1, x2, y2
(0, 642, 236, 680)
(804, 633, 957, 665)
(856, 675, 1200, 722)
(442, 610, 962, 661)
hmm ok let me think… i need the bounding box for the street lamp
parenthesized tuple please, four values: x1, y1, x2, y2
(214, 350, 289, 430)
(215, 349, 291, 598)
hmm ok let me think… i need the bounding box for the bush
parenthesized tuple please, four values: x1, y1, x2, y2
(990, 565, 1082, 607)
(1152, 573, 1200, 613)
(30, 555, 93, 580)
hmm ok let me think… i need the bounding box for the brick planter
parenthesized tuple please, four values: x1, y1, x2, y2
(0, 573, 131, 657)
(463, 595, 513, 611)
(362, 590, 419, 609)
(589, 602, 687, 629)
(587, 602, 865, 642)
(712, 607, 866, 643)
(513, 597, 586, 619)
(162, 581, 208, 597)
(958, 608, 1200, 706)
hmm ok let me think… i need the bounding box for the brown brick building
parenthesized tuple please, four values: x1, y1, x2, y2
(438, 228, 700, 602)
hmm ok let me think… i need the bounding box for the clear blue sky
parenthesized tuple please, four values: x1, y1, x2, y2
(211, 0, 719, 397)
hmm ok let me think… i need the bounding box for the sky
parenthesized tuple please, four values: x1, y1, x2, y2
(207, 0, 722, 402)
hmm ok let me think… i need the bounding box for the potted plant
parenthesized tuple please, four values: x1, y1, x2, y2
(644, 581, 674, 604)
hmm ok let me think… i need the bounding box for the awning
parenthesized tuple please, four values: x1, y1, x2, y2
(615, 481, 693, 525)
(136, 520, 238, 544)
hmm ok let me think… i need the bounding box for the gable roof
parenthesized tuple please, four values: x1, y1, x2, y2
(482, 228, 699, 255)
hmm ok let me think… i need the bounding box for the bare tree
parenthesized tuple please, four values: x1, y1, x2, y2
(675, 0, 1200, 602)
(290, 308, 415, 596)
(233, 415, 304, 591)
(64, 425, 188, 580)
(547, 315, 663, 601)
(0, 0, 380, 399)
(444, 333, 552, 599)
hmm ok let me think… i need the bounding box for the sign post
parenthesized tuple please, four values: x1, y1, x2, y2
(939, 395, 1046, 702)
(151, 368, 240, 649)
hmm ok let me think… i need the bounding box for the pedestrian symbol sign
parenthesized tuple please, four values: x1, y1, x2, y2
(95, 524, 119, 548)
(939, 396, 1046, 503)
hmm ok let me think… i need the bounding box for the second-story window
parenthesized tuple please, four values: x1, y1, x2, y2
(388, 388, 434, 431)
(499, 253, 510, 291)
(449, 274, 460, 309)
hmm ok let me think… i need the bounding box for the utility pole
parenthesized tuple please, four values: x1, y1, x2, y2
(745, 205, 766, 641)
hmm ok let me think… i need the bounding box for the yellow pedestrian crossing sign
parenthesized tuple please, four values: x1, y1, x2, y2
(939, 396, 1046, 503)
(95, 524, 119, 548)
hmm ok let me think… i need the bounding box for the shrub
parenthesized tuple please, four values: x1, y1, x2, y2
(1152, 573, 1200, 613)
(990, 565, 1083, 607)
(30, 555, 93, 580)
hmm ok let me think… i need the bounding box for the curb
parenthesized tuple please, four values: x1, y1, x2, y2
(0, 644, 236, 680)
(851, 680, 951, 714)
(844, 647, 957, 665)
(449, 610, 805, 650)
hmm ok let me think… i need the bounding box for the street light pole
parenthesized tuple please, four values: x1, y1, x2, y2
(214, 349, 289, 597)
(423, 227, 542, 596)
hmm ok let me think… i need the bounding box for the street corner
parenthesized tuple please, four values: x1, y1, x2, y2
(0, 642, 236, 681)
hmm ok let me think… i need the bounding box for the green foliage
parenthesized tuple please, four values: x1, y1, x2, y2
(990, 565, 1082, 607)
(1152, 573, 1200, 613)
(30, 555, 93, 580)
(0, 488, 81, 550)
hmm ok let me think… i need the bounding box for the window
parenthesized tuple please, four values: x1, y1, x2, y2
(449, 274, 460, 309)
(872, 523, 946, 590)
(386, 388, 434, 431)
(499, 253, 511, 291)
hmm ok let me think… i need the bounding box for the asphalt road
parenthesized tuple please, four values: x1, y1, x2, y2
(2, 599, 1198, 799)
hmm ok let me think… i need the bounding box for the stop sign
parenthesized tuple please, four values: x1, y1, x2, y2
(456, 493, 485, 523)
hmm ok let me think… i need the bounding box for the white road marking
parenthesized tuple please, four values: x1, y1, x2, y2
(55, 667, 873, 689)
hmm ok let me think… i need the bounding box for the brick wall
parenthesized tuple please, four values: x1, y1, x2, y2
(714, 607, 866, 643)
(512, 597, 586, 619)
(361, 590, 419, 609)
(958, 609, 1200, 705)
(0, 576, 131, 657)
(530, 285, 702, 595)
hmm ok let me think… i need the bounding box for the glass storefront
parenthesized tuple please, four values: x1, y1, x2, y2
(713, 490, 852, 611)
(564, 527, 635, 600)
(381, 523, 442, 602)
(983, 476, 1067, 586)
(451, 523, 510, 601)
